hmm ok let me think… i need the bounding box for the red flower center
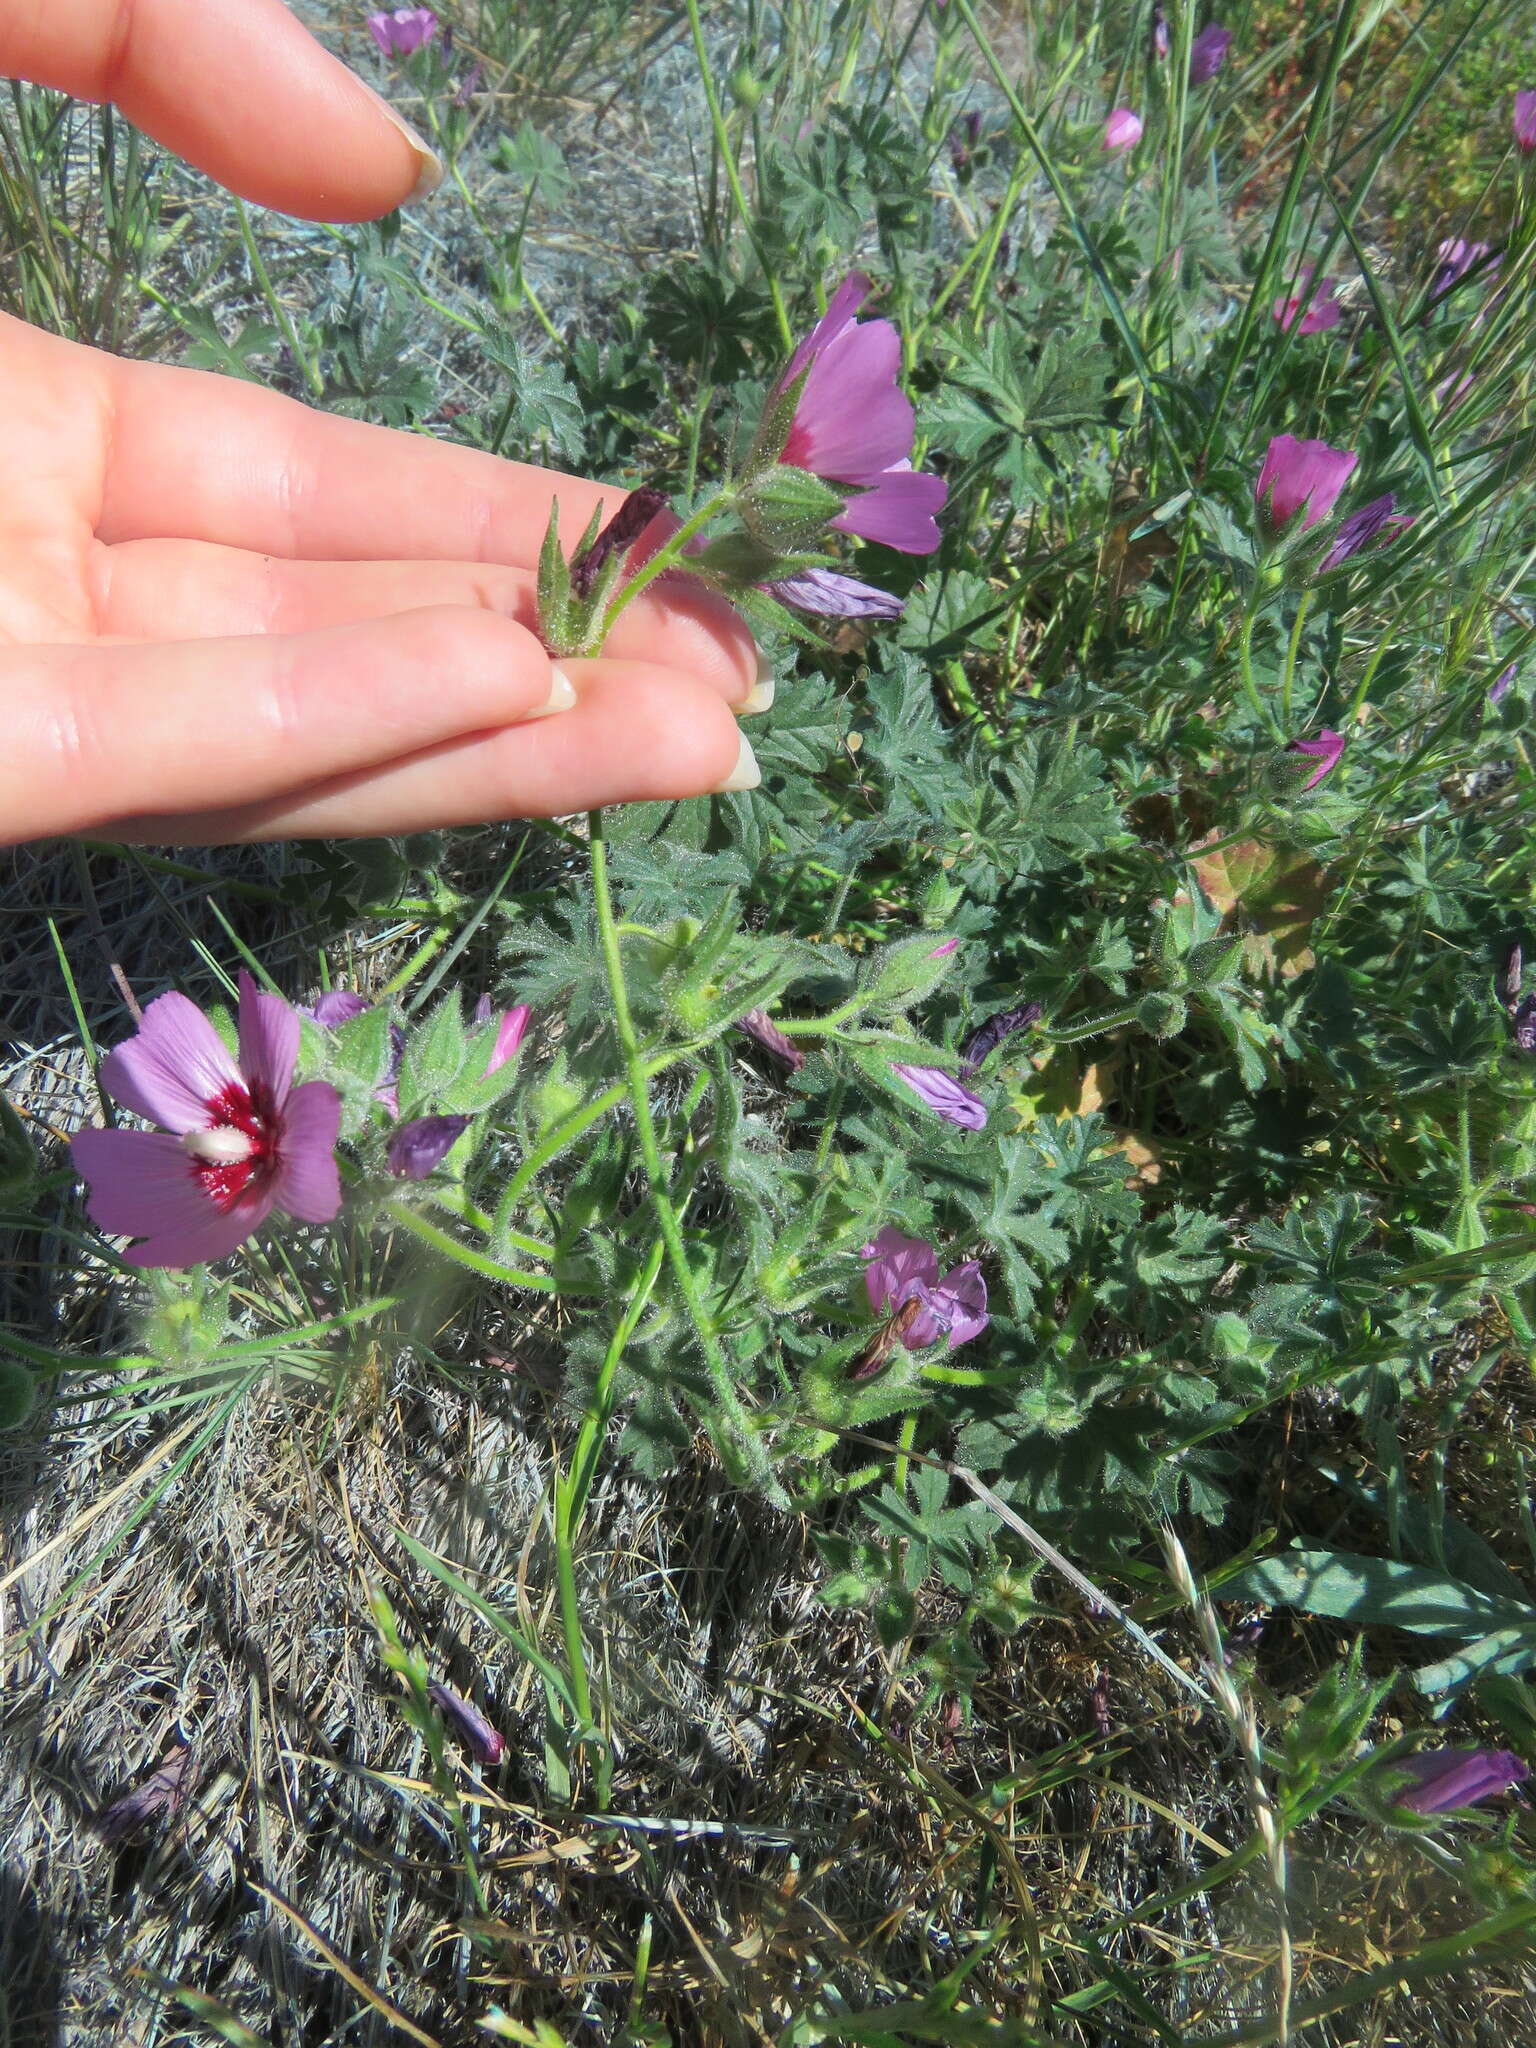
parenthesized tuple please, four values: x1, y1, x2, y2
(187, 1081, 280, 1210)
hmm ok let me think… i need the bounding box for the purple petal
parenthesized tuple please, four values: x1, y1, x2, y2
(483, 1006, 531, 1076)
(1489, 661, 1518, 706)
(99, 992, 242, 1134)
(861, 1227, 940, 1316)
(1320, 492, 1410, 571)
(428, 1681, 507, 1765)
(890, 1064, 989, 1130)
(785, 320, 915, 481)
(1255, 434, 1358, 533)
(1188, 23, 1231, 84)
(97, 1735, 195, 1844)
(1392, 1747, 1530, 1814)
(1286, 726, 1346, 789)
(832, 464, 948, 553)
(768, 567, 905, 619)
(1104, 108, 1143, 151)
(236, 971, 299, 1113)
(959, 1000, 1042, 1075)
(780, 273, 874, 390)
(387, 1114, 472, 1180)
(736, 1009, 806, 1070)
(930, 1260, 990, 1348)
(74, 1128, 270, 1267)
(272, 1082, 343, 1222)
(308, 991, 372, 1028)
(1515, 90, 1536, 154)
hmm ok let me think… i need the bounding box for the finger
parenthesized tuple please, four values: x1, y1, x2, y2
(3, 0, 438, 221)
(104, 664, 760, 842)
(1, 607, 569, 846)
(98, 347, 620, 567)
(96, 539, 769, 707)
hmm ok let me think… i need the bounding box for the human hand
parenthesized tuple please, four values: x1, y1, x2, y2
(1, 0, 762, 846)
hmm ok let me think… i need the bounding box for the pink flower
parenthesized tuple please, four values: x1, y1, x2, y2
(1188, 23, 1232, 84)
(890, 1064, 988, 1130)
(72, 972, 341, 1269)
(774, 275, 947, 553)
(1272, 265, 1343, 334)
(1430, 237, 1499, 304)
(861, 1227, 989, 1351)
(1514, 90, 1536, 154)
(1104, 108, 1144, 151)
(367, 8, 438, 56)
(1255, 433, 1358, 535)
(1286, 727, 1346, 789)
(736, 1009, 805, 1070)
(473, 996, 531, 1076)
(1389, 1747, 1530, 1814)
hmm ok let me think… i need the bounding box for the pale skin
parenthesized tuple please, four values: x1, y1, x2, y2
(1, 0, 762, 848)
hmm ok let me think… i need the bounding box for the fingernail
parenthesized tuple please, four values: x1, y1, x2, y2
(739, 676, 775, 716)
(361, 83, 444, 203)
(526, 666, 578, 720)
(713, 734, 761, 794)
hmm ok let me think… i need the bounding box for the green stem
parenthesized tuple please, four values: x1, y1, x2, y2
(386, 1201, 558, 1292)
(1279, 589, 1313, 728)
(234, 199, 323, 400)
(596, 487, 734, 641)
(1238, 603, 1282, 738)
(682, 0, 793, 351)
(491, 1050, 694, 1234)
(587, 810, 766, 1478)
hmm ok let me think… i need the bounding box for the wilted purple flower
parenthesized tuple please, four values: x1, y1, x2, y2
(387, 1115, 471, 1180)
(309, 990, 372, 1027)
(1285, 727, 1347, 790)
(1515, 91, 1536, 155)
(890, 1064, 988, 1130)
(308, 988, 406, 1112)
(1512, 993, 1536, 1054)
(768, 567, 906, 619)
(949, 110, 982, 172)
(1319, 492, 1414, 572)
(1222, 1615, 1267, 1665)
(1189, 23, 1232, 83)
(97, 1732, 196, 1845)
(427, 1681, 507, 1765)
(453, 62, 483, 109)
(72, 972, 341, 1269)
(861, 1226, 989, 1351)
(367, 8, 439, 56)
(736, 1009, 806, 1071)
(1429, 237, 1498, 305)
(1151, 4, 1170, 62)
(1272, 265, 1344, 334)
(1389, 1747, 1529, 1814)
(473, 996, 531, 1076)
(1255, 434, 1358, 535)
(774, 274, 947, 552)
(959, 1000, 1043, 1075)
(1489, 661, 1518, 707)
(1104, 108, 1144, 152)
(571, 488, 672, 600)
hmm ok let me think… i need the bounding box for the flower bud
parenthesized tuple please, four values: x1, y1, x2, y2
(728, 59, 767, 108)
(1136, 992, 1188, 1038)
(738, 464, 848, 551)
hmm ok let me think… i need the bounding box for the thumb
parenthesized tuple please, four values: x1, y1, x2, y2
(3, 0, 440, 222)
(2, 608, 572, 845)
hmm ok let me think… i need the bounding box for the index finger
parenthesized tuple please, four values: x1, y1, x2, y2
(3, 0, 438, 221)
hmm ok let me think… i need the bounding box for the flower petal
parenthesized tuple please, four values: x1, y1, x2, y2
(779, 273, 874, 389)
(72, 1128, 267, 1267)
(271, 1082, 343, 1223)
(861, 1227, 940, 1314)
(933, 1260, 989, 1348)
(99, 993, 243, 1134)
(833, 463, 948, 553)
(237, 971, 300, 1112)
(789, 320, 916, 480)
